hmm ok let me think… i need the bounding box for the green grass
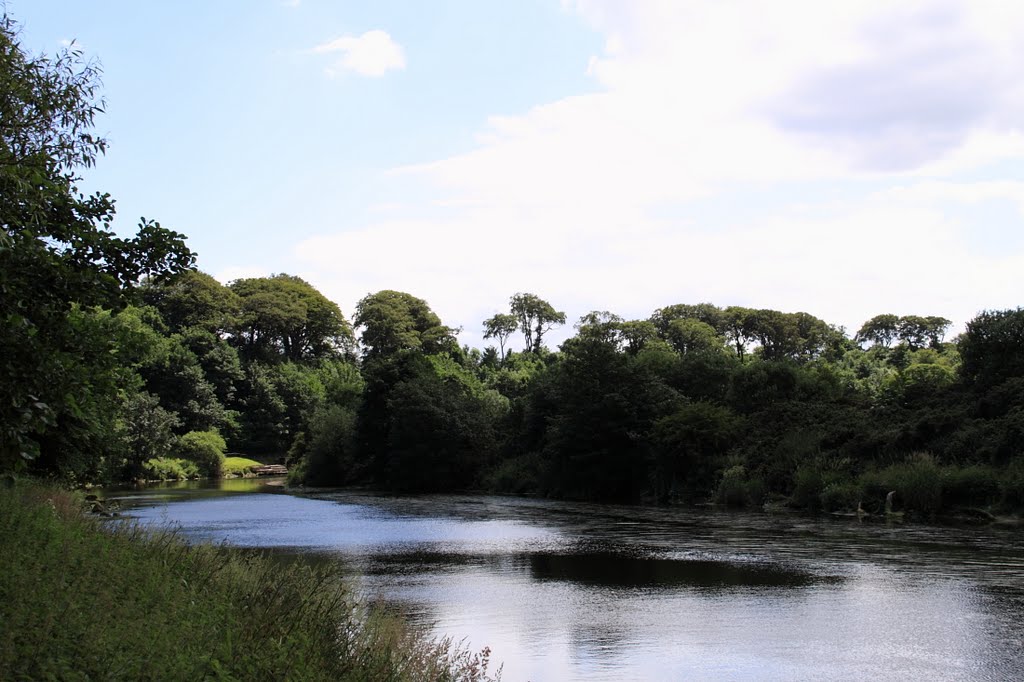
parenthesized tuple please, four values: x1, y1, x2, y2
(223, 456, 264, 476)
(0, 481, 501, 681)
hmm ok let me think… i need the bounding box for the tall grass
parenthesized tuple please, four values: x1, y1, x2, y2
(0, 481, 500, 681)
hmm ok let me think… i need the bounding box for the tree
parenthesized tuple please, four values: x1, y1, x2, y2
(1, 16, 194, 471)
(649, 303, 723, 338)
(897, 315, 951, 350)
(721, 306, 755, 361)
(651, 401, 741, 502)
(483, 313, 518, 361)
(230, 274, 354, 363)
(510, 293, 566, 354)
(665, 318, 724, 356)
(856, 314, 900, 348)
(354, 290, 456, 360)
(959, 308, 1024, 387)
(140, 270, 240, 335)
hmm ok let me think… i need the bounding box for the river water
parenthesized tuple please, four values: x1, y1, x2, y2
(114, 478, 1024, 681)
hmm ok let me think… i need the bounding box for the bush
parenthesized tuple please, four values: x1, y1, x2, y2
(860, 454, 942, 515)
(1000, 460, 1024, 511)
(942, 465, 1000, 508)
(715, 465, 765, 508)
(174, 430, 227, 478)
(485, 453, 542, 495)
(791, 467, 824, 511)
(819, 481, 861, 512)
(142, 457, 199, 481)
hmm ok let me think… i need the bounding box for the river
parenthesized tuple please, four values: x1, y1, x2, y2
(113, 478, 1024, 681)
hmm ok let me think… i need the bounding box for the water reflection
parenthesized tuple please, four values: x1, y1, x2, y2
(121, 484, 1024, 681)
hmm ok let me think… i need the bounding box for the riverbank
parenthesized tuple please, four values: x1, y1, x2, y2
(0, 480, 500, 681)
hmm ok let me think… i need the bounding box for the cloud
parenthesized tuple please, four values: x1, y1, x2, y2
(214, 265, 271, 285)
(312, 30, 405, 77)
(294, 1, 1024, 349)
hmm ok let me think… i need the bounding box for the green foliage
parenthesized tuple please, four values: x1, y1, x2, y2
(651, 401, 740, 502)
(355, 290, 456, 360)
(1000, 460, 1024, 511)
(856, 314, 900, 348)
(142, 457, 199, 481)
(483, 312, 518, 360)
(715, 465, 765, 508)
(819, 480, 861, 512)
(231, 274, 355, 363)
(861, 454, 943, 515)
(666, 318, 724, 356)
(117, 392, 180, 480)
(140, 270, 240, 334)
(959, 308, 1024, 387)
(175, 430, 227, 478)
(790, 466, 825, 511)
(650, 303, 724, 337)
(857, 314, 951, 350)
(295, 404, 359, 486)
(939, 464, 1000, 508)
(509, 292, 566, 354)
(0, 15, 193, 472)
(0, 483, 502, 681)
(381, 354, 500, 492)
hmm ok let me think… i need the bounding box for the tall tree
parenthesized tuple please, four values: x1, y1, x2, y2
(0, 16, 193, 471)
(483, 312, 518, 361)
(230, 274, 354, 363)
(959, 308, 1024, 387)
(897, 315, 951, 350)
(856, 314, 900, 348)
(510, 293, 566, 354)
(140, 270, 240, 335)
(354, 290, 456, 360)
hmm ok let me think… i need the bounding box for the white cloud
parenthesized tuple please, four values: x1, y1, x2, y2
(214, 265, 271, 285)
(312, 30, 405, 78)
(295, 1, 1024, 349)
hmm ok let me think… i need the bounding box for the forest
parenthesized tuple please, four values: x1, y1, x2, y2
(3, 13, 1023, 519)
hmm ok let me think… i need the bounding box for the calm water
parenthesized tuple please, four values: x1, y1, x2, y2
(114, 479, 1024, 681)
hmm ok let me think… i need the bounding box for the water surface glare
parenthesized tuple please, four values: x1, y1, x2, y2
(118, 481, 1024, 681)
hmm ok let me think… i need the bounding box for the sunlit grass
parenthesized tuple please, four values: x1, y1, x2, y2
(222, 456, 264, 476)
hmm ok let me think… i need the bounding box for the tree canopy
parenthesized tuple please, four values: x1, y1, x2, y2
(1, 17, 193, 470)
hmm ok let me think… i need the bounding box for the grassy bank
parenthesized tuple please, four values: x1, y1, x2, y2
(0, 481, 500, 681)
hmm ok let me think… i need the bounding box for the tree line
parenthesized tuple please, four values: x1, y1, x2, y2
(3, 14, 1023, 517)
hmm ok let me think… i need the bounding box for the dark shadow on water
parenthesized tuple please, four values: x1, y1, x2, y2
(528, 551, 837, 589)
(365, 548, 840, 590)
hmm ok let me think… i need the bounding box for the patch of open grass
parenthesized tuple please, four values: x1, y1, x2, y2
(0, 481, 501, 681)
(223, 456, 264, 476)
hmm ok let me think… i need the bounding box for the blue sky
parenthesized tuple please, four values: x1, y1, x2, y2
(13, 1, 1024, 350)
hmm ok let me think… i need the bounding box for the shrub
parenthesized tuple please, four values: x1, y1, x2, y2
(175, 430, 227, 478)
(942, 465, 1000, 508)
(715, 465, 765, 508)
(860, 454, 942, 515)
(819, 481, 861, 512)
(142, 457, 199, 481)
(1000, 460, 1024, 511)
(791, 467, 824, 511)
(486, 453, 542, 495)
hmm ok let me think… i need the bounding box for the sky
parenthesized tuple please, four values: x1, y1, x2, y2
(13, 0, 1024, 351)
